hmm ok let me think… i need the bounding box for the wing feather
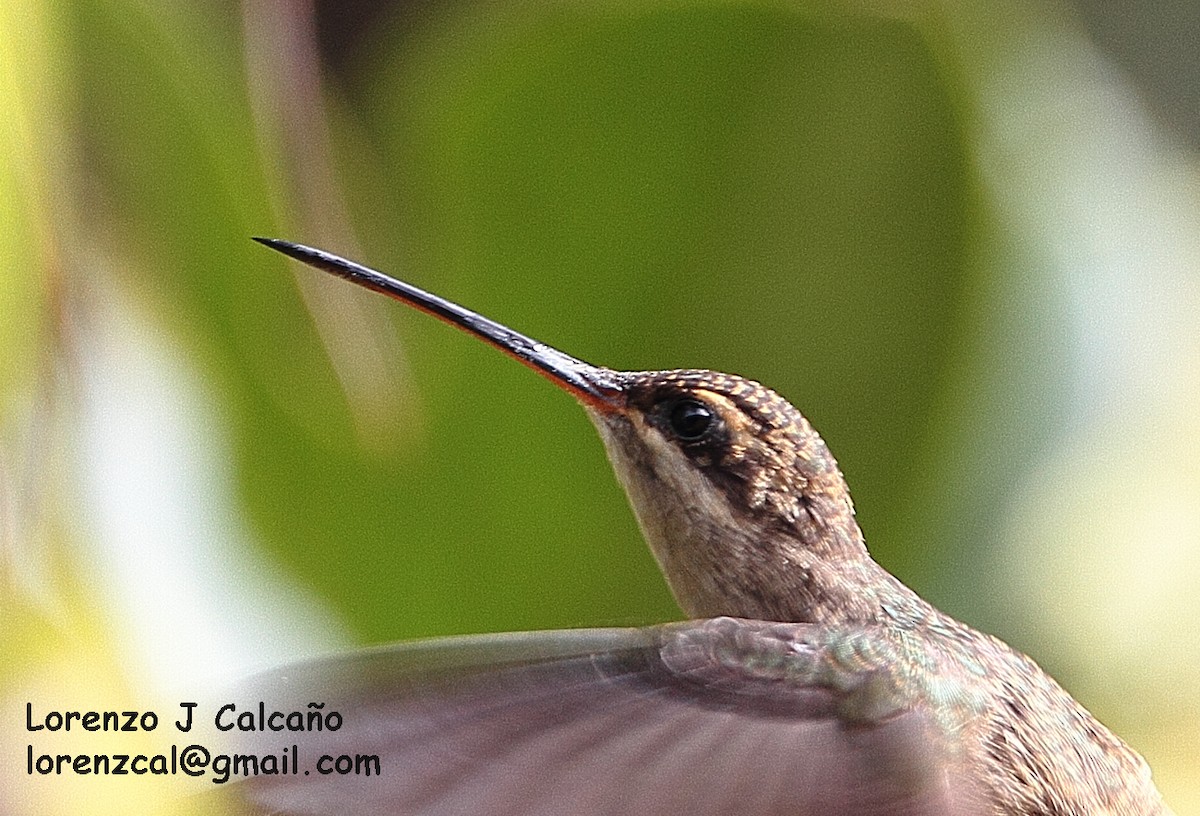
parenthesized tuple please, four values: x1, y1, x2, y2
(235, 619, 987, 815)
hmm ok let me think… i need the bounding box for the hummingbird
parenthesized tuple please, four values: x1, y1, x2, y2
(241, 237, 1172, 816)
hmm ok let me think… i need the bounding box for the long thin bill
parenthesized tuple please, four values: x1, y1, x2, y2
(254, 238, 625, 408)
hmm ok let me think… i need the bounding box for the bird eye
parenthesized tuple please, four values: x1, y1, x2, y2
(667, 399, 715, 442)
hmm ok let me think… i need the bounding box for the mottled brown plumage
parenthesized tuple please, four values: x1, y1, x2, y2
(244, 239, 1173, 816)
(592, 368, 1168, 814)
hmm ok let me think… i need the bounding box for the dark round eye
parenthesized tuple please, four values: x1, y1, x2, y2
(667, 399, 715, 442)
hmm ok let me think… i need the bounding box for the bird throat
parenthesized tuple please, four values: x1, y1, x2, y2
(587, 406, 903, 624)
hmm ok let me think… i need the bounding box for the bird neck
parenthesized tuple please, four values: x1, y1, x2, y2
(608, 444, 919, 624)
(681, 496, 924, 626)
(590, 406, 927, 626)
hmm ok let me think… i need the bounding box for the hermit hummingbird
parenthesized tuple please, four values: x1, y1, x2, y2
(239, 238, 1172, 816)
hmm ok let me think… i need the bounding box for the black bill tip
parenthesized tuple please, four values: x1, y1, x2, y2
(253, 237, 625, 409)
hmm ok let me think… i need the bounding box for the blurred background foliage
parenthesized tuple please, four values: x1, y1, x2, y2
(2, 0, 1198, 813)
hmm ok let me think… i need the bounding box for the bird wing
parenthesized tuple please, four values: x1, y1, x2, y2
(232, 618, 989, 816)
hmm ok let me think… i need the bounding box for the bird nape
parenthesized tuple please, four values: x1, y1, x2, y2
(235, 238, 1172, 816)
